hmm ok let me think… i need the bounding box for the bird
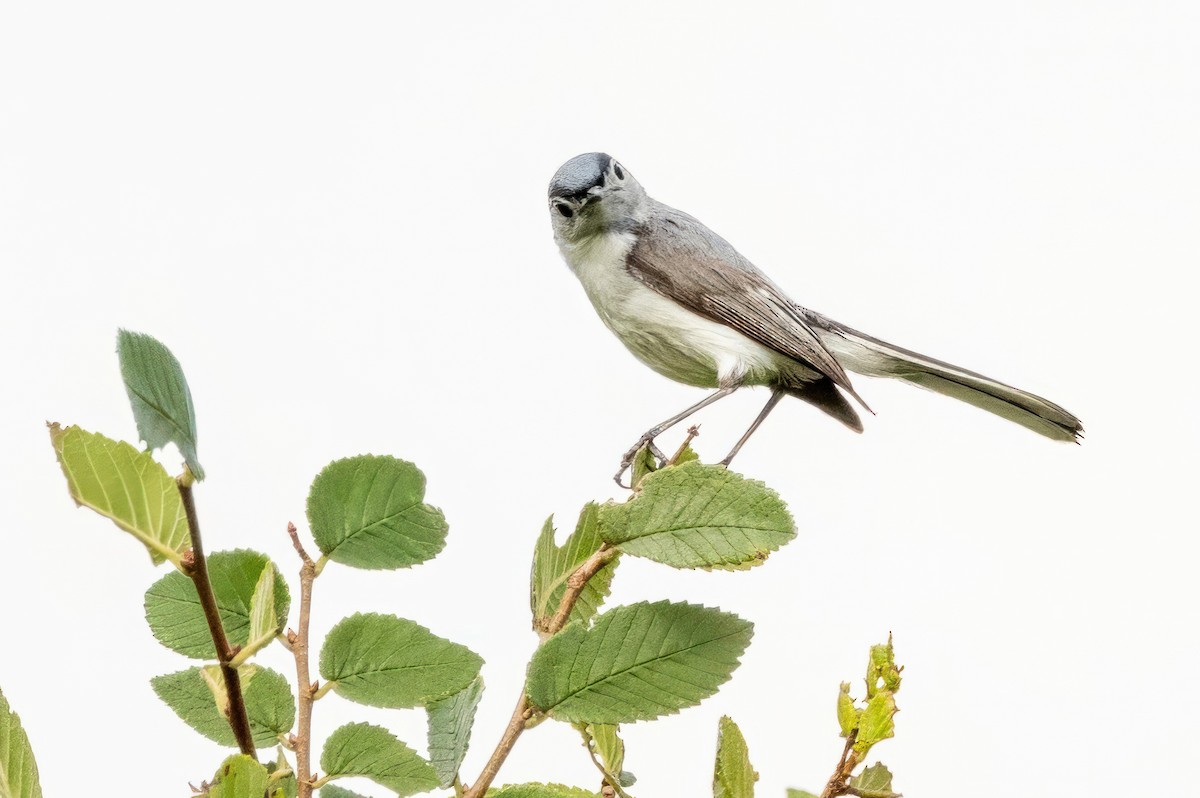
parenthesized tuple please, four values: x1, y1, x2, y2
(547, 152, 1083, 485)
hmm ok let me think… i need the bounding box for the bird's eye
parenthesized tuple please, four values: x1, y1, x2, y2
(555, 202, 574, 218)
(613, 163, 625, 180)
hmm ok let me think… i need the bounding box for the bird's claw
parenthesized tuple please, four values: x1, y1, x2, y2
(613, 437, 668, 488)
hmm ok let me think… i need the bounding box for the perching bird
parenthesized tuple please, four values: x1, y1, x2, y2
(547, 152, 1082, 484)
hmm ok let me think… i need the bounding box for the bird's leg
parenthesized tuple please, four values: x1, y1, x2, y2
(719, 389, 785, 467)
(615, 387, 737, 486)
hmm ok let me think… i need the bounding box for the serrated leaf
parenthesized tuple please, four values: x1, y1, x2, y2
(320, 723, 439, 797)
(837, 682, 859, 737)
(425, 675, 484, 788)
(0, 688, 43, 798)
(491, 785, 601, 798)
(237, 562, 281, 664)
(144, 549, 290, 659)
(713, 715, 757, 798)
(526, 600, 753, 723)
(531, 506, 619, 633)
(208, 754, 269, 798)
(151, 665, 295, 747)
(854, 692, 897, 753)
(307, 455, 447, 570)
(597, 462, 795, 570)
(320, 613, 482, 709)
(117, 330, 205, 480)
(850, 763, 898, 798)
(49, 423, 190, 566)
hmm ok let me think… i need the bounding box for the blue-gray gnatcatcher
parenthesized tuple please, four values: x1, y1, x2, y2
(548, 152, 1083, 484)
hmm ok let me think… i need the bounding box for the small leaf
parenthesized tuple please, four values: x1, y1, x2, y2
(144, 550, 290, 659)
(237, 562, 281, 663)
(307, 455, 447, 570)
(672, 445, 700, 466)
(425, 675, 484, 788)
(207, 754, 269, 798)
(853, 692, 897, 754)
(837, 682, 859, 737)
(490, 785, 601, 798)
(713, 715, 757, 798)
(630, 444, 658, 488)
(866, 635, 902, 697)
(586, 723, 624, 778)
(320, 613, 482, 709)
(49, 424, 190, 566)
(319, 787, 372, 798)
(526, 600, 753, 723)
(268, 747, 298, 798)
(117, 330, 204, 480)
(597, 462, 795, 570)
(785, 791, 819, 798)
(0, 688, 43, 798)
(850, 763, 899, 798)
(151, 665, 296, 747)
(320, 723, 439, 797)
(319, 787, 371, 798)
(530, 507, 619, 632)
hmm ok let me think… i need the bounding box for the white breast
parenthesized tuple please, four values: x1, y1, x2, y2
(560, 231, 785, 388)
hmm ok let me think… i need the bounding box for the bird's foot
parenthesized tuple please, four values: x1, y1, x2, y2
(613, 436, 667, 488)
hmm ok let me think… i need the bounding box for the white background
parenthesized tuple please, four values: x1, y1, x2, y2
(2, 2, 1197, 796)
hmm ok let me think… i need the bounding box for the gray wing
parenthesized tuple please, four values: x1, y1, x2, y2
(627, 202, 866, 404)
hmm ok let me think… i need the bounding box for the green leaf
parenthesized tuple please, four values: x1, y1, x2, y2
(530, 506, 619, 633)
(630, 444, 658, 488)
(49, 423, 191, 566)
(144, 549, 290, 659)
(849, 763, 899, 798)
(268, 747, 298, 798)
(0, 688, 43, 798)
(672, 445, 700, 466)
(151, 665, 296, 748)
(425, 675, 484, 788)
(713, 715, 757, 798)
(307, 455, 447, 570)
(597, 462, 795, 570)
(320, 613, 483, 709)
(586, 723, 624, 778)
(785, 791, 819, 798)
(319, 787, 372, 798)
(853, 692, 897, 754)
(837, 682, 859, 737)
(490, 785, 601, 798)
(117, 329, 205, 480)
(866, 635, 902, 698)
(320, 723, 439, 797)
(207, 754, 269, 798)
(526, 600, 753, 723)
(234, 561, 281, 665)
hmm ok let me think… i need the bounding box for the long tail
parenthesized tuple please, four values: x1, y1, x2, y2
(818, 321, 1083, 442)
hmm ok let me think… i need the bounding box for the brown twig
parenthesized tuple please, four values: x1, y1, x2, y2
(819, 734, 861, 798)
(667, 425, 701, 466)
(462, 544, 618, 798)
(177, 475, 257, 758)
(286, 522, 319, 798)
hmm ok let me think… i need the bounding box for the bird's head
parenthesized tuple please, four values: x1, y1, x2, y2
(548, 152, 647, 242)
